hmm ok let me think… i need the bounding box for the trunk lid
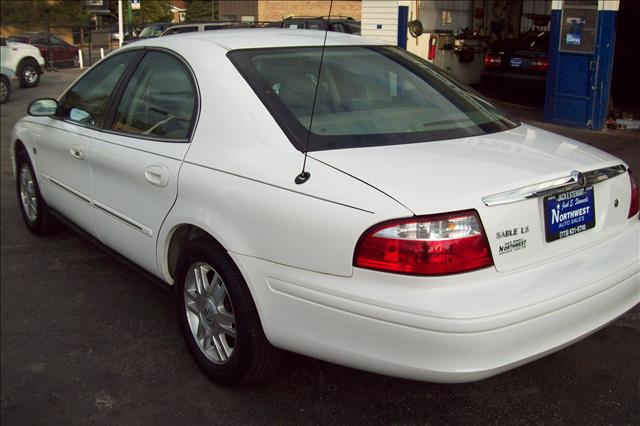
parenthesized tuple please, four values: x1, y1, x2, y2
(311, 124, 631, 272)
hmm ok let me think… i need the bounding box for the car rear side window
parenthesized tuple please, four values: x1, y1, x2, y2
(112, 51, 196, 140)
(58, 51, 137, 127)
(229, 46, 518, 151)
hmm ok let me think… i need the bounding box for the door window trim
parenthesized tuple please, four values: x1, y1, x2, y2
(54, 47, 201, 144)
(102, 47, 201, 143)
(54, 48, 145, 130)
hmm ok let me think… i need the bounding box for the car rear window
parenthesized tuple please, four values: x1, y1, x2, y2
(228, 46, 519, 151)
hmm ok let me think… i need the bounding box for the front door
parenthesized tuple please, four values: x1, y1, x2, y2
(35, 50, 138, 237)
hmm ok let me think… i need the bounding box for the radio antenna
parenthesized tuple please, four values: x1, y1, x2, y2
(295, 0, 333, 185)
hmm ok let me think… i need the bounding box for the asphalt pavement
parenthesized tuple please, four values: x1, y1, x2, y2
(1, 68, 639, 425)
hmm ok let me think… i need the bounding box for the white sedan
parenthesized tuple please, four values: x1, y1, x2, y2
(11, 30, 639, 386)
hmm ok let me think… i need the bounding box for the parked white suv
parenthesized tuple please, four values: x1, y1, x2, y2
(0, 36, 45, 88)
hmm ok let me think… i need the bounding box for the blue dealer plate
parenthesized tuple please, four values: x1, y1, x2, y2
(509, 57, 523, 68)
(544, 186, 595, 242)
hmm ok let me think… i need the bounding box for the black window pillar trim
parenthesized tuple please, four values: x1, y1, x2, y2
(101, 49, 148, 130)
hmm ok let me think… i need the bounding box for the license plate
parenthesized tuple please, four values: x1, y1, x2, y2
(509, 57, 523, 67)
(544, 186, 595, 242)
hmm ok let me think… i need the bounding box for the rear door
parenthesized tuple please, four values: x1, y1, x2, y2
(50, 35, 73, 64)
(88, 49, 198, 275)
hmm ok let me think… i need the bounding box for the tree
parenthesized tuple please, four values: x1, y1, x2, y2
(185, 0, 217, 22)
(0, 0, 89, 29)
(133, 0, 173, 25)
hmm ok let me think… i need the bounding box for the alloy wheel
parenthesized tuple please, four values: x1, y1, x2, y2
(23, 65, 38, 84)
(19, 162, 38, 222)
(184, 262, 236, 364)
(0, 80, 7, 103)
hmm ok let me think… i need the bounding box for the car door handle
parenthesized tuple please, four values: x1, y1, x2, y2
(144, 165, 169, 188)
(69, 144, 84, 160)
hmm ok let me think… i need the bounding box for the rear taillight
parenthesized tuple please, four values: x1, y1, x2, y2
(354, 210, 493, 276)
(629, 169, 639, 218)
(484, 54, 501, 68)
(531, 58, 548, 72)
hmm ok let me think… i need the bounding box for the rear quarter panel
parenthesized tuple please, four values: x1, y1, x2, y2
(155, 38, 411, 280)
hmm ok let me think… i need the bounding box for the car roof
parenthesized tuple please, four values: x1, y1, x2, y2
(14, 32, 47, 36)
(135, 28, 379, 50)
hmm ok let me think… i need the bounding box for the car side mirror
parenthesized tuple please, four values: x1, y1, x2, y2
(28, 98, 58, 116)
(69, 107, 94, 125)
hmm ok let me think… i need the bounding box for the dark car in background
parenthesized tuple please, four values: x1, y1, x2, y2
(270, 16, 361, 35)
(482, 31, 549, 88)
(7, 32, 79, 68)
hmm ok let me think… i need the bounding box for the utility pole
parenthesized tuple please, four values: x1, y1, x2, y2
(45, 6, 57, 71)
(128, 0, 133, 38)
(118, 0, 124, 48)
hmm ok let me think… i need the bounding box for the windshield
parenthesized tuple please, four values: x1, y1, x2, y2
(229, 46, 518, 151)
(139, 25, 165, 38)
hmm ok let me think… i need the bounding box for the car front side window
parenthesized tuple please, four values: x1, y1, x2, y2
(111, 51, 196, 140)
(57, 51, 137, 127)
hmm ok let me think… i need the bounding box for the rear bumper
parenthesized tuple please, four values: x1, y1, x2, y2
(481, 70, 546, 83)
(232, 219, 639, 382)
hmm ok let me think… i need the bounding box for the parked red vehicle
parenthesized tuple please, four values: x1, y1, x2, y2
(7, 32, 79, 68)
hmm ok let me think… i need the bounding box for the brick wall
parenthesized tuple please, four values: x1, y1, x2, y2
(218, 0, 259, 21)
(258, 1, 361, 22)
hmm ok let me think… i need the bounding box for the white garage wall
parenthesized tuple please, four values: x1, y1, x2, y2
(520, 0, 552, 32)
(361, 0, 399, 45)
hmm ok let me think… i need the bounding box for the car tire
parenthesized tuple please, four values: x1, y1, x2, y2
(72, 54, 80, 68)
(15, 149, 61, 235)
(175, 237, 282, 386)
(18, 58, 40, 88)
(0, 75, 10, 104)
